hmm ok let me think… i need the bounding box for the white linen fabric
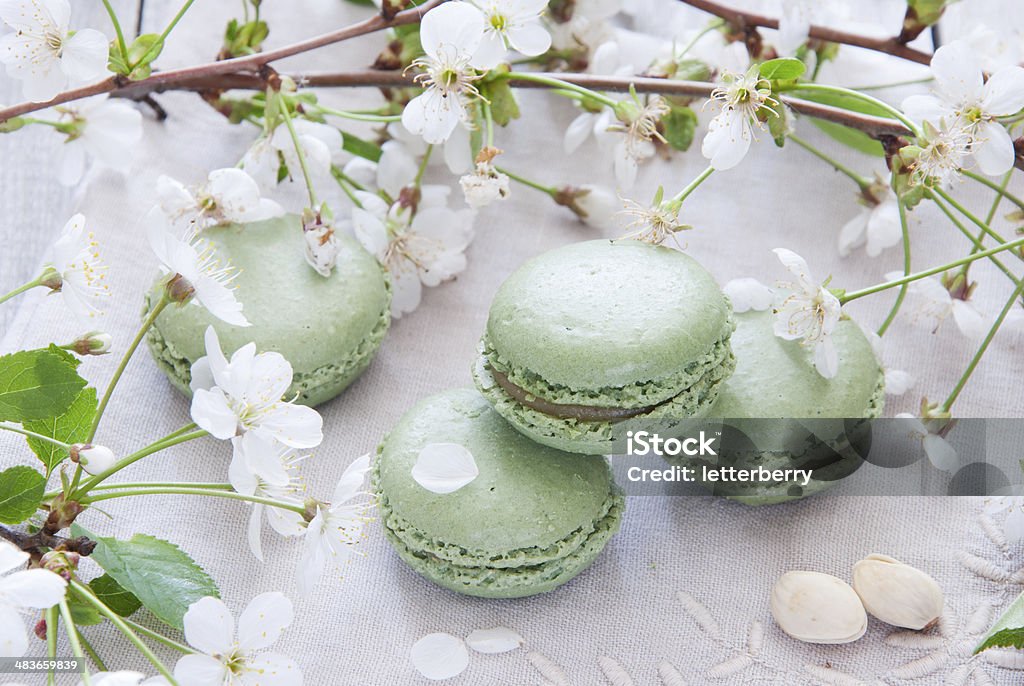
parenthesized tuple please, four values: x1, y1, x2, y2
(2, 1, 1024, 683)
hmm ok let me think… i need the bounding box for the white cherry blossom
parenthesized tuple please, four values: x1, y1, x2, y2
(240, 119, 341, 194)
(459, 148, 510, 208)
(189, 326, 323, 447)
(46, 213, 109, 322)
(902, 40, 1024, 176)
(911, 121, 972, 188)
(229, 432, 307, 562)
(469, 0, 551, 69)
(352, 190, 475, 318)
(402, 2, 488, 144)
(146, 211, 250, 327)
(0, 0, 109, 102)
(895, 413, 958, 472)
(838, 180, 901, 258)
(55, 96, 143, 186)
(299, 454, 373, 595)
(157, 169, 284, 229)
(0, 541, 67, 657)
(547, 0, 621, 60)
(703, 65, 776, 171)
(864, 329, 914, 396)
(565, 183, 619, 229)
(563, 42, 631, 157)
(771, 248, 842, 378)
(890, 271, 987, 340)
(174, 593, 300, 686)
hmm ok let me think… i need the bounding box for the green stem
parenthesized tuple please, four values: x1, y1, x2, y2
(74, 427, 205, 495)
(941, 276, 1024, 412)
(101, 0, 129, 62)
(0, 276, 42, 305)
(782, 83, 919, 133)
(58, 599, 92, 686)
(842, 235, 1024, 302)
(0, 422, 71, 449)
(983, 170, 1013, 227)
(856, 76, 935, 91)
(497, 167, 557, 196)
(414, 144, 433, 187)
(876, 196, 912, 336)
(81, 486, 309, 514)
(482, 101, 494, 148)
(963, 170, 1024, 213)
(92, 481, 231, 492)
(122, 617, 196, 654)
(331, 166, 364, 208)
(132, 0, 197, 69)
(677, 19, 725, 58)
(931, 194, 1019, 285)
(46, 606, 57, 686)
(314, 105, 401, 123)
(505, 71, 619, 108)
(280, 96, 318, 208)
(70, 580, 179, 685)
(931, 187, 1022, 259)
(670, 166, 714, 204)
(76, 628, 108, 672)
(88, 295, 170, 442)
(789, 134, 870, 188)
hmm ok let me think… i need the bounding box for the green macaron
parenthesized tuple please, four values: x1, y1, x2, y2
(703, 309, 885, 504)
(374, 388, 624, 599)
(145, 215, 390, 407)
(473, 239, 736, 455)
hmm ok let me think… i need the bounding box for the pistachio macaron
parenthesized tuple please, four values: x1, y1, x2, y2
(473, 239, 736, 455)
(704, 309, 885, 504)
(374, 389, 624, 598)
(145, 215, 391, 407)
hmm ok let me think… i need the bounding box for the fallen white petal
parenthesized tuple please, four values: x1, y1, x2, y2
(723, 278, 774, 313)
(410, 633, 469, 681)
(412, 443, 479, 494)
(465, 627, 525, 654)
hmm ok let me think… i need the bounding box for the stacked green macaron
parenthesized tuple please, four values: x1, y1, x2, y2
(374, 389, 624, 598)
(146, 215, 391, 407)
(703, 309, 885, 504)
(473, 239, 736, 455)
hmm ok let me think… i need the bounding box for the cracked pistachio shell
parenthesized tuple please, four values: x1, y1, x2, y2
(852, 554, 944, 630)
(770, 571, 868, 644)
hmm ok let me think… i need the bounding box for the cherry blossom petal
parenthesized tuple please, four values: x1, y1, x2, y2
(837, 212, 867, 257)
(865, 201, 902, 257)
(2, 569, 66, 608)
(403, 89, 464, 145)
(930, 41, 984, 105)
(723, 278, 774, 313)
(258, 403, 324, 448)
(182, 597, 235, 656)
(173, 653, 227, 686)
(952, 300, 987, 340)
(59, 28, 108, 82)
(508, 21, 552, 56)
(981, 65, 1024, 116)
(390, 264, 424, 318)
(972, 120, 1015, 176)
(900, 94, 949, 125)
(0, 543, 27, 576)
(473, 30, 508, 70)
(411, 443, 479, 494)
(923, 434, 958, 472)
(191, 388, 239, 440)
(377, 141, 418, 198)
(237, 592, 293, 652)
(410, 633, 470, 681)
(885, 368, 914, 396)
(813, 338, 839, 379)
(443, 124, 473, 174)
(240, 653, 302, 686)
(333, 453, 372, 503)
(420, 2, 485, 59)
(702, 110, 751, 171)
(564, 112, 595, 154)
(465, 627, 525, 654)
(0, 603, 27, 657)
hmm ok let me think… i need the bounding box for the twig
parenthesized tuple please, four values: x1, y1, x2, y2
(677, 0, 934, 65)
(0, 524, 96, 557)
(0, 0, 444, 123)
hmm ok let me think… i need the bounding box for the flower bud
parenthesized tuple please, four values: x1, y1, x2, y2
(556, 185, 619, 230)
(301, 208, 339, 278)
(69, 443, 116, 475)
(39, 265, 63, 291)
(40, 550, 81, 581)
(166, 273, 196, 304)
(34, 618, 48, 641)
(65, 331, 112, 356)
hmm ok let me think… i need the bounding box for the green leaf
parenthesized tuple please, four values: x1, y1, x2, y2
(22, 387, 97, 475)
(67, 591, 103, 626)
(341, 132, 382, 162)
(759, 57, 806, 81)
(70, 526, 218, 631)
(0, 466, 45, 524)
(811, 119, 885, 157)
(89, 574, 142, 617)
(0, 347, 86, 422)
(786, 88, 894, 119)
(662, 106, 697, 151)
(483, 79, 520, 127)
(977, 590, 1024, 653)
(125, 34, 165, 80)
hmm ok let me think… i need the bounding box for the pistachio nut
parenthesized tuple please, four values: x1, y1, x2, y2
(770, 571, 867, 644)
(852, 554, 943, 630)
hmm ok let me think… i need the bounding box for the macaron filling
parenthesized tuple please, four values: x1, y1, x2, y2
(487, 367, 657, 421)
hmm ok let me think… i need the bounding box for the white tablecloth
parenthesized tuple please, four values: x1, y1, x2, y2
(3, 1, 1024, 683)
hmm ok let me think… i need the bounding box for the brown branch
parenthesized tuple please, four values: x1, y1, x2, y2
(0, 0, 445, 123)
(0, 523, 96, 558)
(678, 0, 934, 65)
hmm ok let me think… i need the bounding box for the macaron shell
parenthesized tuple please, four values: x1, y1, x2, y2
(375, 389, 624, 598)
(486, 240, 733, 391)
(145, 215, 390, 406)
